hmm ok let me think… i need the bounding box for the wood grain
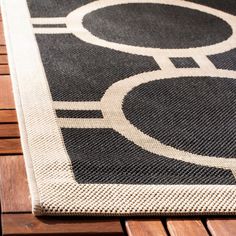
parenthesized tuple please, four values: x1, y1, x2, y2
(0, 45, 7, 54)
(167, 219, 209, 236)
(0, 64, 9, 74)
(0, 155, 31, 212)
(0, 34, 5, 46)
(2, 214, 124, 235)
(0, 138, 22, 154)
(207, 218, 236, 236)
(0, 54, 8, 64)
(126, 219, 167, 236)
(0, 23, 5, 45)
(0, 76, 15, 109)
(0, 124, 19, 137)
(0, 110, 17, 123)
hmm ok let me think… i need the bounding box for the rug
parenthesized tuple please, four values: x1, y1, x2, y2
(2, 0, 236, 216)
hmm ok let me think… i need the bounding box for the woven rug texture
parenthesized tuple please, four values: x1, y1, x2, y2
(1, 0, 236, 215)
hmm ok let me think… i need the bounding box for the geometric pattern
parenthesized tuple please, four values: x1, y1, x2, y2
(31, 0, 236, 180)
(170, 57, 200, 68)
(2, 0, 236, 215)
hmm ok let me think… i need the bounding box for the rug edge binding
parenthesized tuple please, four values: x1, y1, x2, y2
(0, 0, 42, 215)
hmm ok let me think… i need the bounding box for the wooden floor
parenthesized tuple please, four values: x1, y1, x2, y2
(0, 15, 236, 236)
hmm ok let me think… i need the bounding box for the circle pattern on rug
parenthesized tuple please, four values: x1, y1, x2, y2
(122, 77, 236, 158)
(82, 3, 232, 48)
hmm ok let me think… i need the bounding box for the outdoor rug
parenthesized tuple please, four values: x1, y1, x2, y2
(2, 0, 236, 216)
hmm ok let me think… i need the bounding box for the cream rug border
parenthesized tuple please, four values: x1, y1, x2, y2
(1, 0, 236, 216)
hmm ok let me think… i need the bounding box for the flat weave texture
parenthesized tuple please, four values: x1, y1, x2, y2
(1, 0, 236, 216)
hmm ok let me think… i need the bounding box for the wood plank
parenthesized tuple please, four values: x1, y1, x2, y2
(0, 46, 7, 54)
(0, 110, 17, 123)
(0, 33, 5, 46)
(0, 64, 9, 74)
(207, 218, 236, 236)
(0, 76, 15, 109)
(126, 219, 167, 236)
(0, 155, 31, 212)
(2, 214, 124, 235)
(0, 124, 19, 137)
(0, 18, 6, 49)
(167, 219, 209, 236)
(0, 22, 6, 45)
(0, 139, 22, 154)
(0, 54, 8, 64)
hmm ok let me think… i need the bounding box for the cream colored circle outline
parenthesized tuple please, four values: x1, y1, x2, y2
(66, 0, 236, 57)
(101, 69, 236, 170)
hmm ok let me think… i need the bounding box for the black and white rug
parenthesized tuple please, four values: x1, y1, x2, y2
(2, 0, 236, 215)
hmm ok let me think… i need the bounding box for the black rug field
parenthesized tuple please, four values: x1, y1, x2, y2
(2, 0, 236, 215)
